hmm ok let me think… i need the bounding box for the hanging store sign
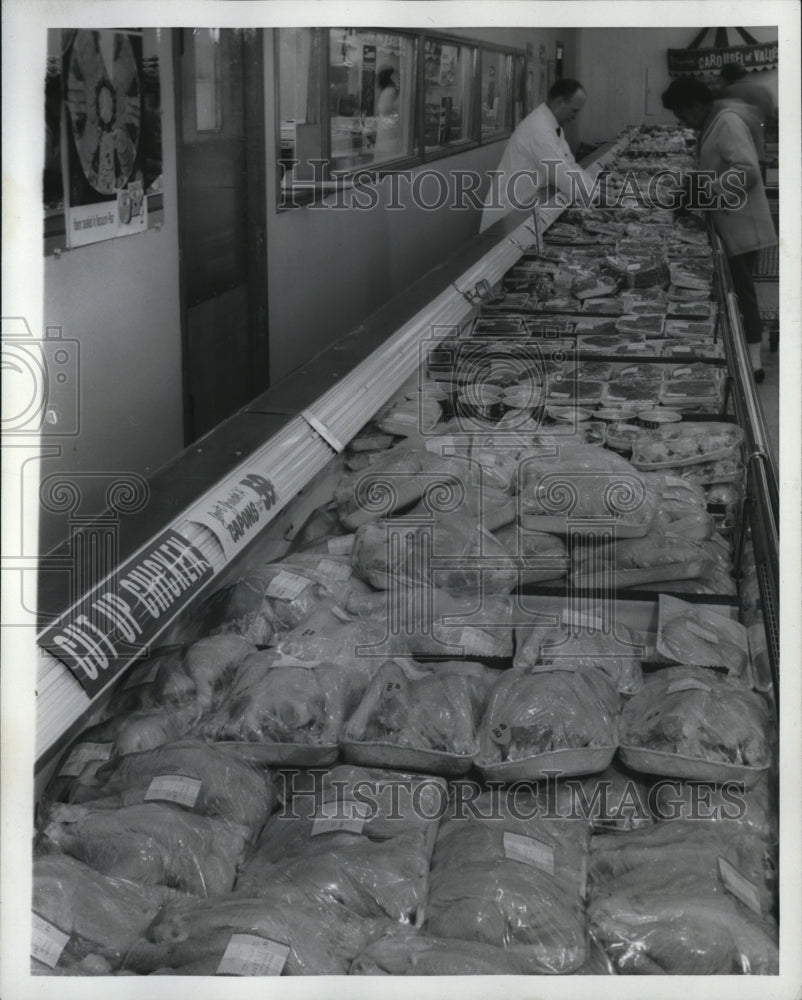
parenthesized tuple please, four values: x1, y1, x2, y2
(38, 528, 214, 696)
(668, 42, 778, 76)
(185, 472, 279, 560)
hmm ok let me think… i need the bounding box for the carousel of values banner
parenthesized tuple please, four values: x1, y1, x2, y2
(668, 41, 778, 75)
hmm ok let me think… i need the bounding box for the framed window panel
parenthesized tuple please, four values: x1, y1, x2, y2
(423, 37, 477, 156)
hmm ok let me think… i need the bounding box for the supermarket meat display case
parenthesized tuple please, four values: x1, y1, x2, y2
(31, 128, 782, 979)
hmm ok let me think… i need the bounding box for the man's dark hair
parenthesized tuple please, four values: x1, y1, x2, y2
(548, 78, 584, 101)
(661, 77, 713, 111)
(377, 67, 396, 90)
(720, 63, 747, 83)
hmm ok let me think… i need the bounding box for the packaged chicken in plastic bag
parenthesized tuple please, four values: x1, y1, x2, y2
(195, 650, 365, 765)
(236, 765, 444, 924)
(589, 819, 778, 974)
(476, 664, 621, 781)
(37, 801, 249, 897)
(350, 514, 519, 595)
(493, 522, 569, 585)
(619, 665, 773, 784)
(187, 575, 275, 646)
(349, 923, 533, 975)
(340, 659, 496, 775)
(62, 738, 277, 840)
(31, 854, 180, 975)
(269, 605, 407, 677)
(514, 608, 644, 695)
(517, 443, 657, 535)
(630, 421, 744, 470)
(571, 526, 717, 590)
(423, 788, 591, 973)
(123, 877, 391, 975)
(656, 594, 753, 686)
(345, 586, 516, 659)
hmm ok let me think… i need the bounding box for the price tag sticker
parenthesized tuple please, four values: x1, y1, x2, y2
(550, 391, 571, 400)
(330, 605, 353, 623)
(144, 774, 202, 808)
(266, 570, 311, 601)
(217, 934, 290, 976)
(390, 411, 418, 425)
(315, 558, 352, 584)
(327, 534, 355, 556)
(667, 678, 712, 695)
(503, 831, 556, 875)
(58, 741, 113, 778)
(31, 913, 70, 968)
(489, 721, 512, 745)
(718, 857, 762, 914)
(459, 627, 501, 657)
(562, 608, 603, 630)
(311, 796, 368, 836)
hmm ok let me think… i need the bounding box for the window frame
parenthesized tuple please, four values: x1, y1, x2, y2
(275, 28, 526, 210)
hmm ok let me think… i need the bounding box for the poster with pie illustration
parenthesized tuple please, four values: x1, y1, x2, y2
(62, 29, 153, 248)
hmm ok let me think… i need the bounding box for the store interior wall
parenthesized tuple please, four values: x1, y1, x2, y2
(574, 26, 779, 145)
(40, 32, 183, 555)
(263, 26, 578, 383)
(38, 25, 577, 554)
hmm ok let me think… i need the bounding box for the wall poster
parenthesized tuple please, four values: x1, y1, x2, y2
(44, 28, 163, 253)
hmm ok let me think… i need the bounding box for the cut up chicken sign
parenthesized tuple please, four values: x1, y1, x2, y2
(38, 528, 214, 697)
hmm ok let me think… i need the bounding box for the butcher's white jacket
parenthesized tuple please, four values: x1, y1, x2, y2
(479, 102, 595, 233)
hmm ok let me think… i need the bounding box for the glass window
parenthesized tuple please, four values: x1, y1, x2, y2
(277, 28, 322, 195)
(328, 29, 417, 171)
(423, 39, 475, 153)
(480, 49, 512, 139)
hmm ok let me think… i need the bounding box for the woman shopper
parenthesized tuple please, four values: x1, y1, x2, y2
(662, 77, 776, 381)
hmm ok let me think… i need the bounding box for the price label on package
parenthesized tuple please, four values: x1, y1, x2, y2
(31, 913, 70, 969)
(489, 721, 512, 745)
(562, 608, 603, 631)
(327, 534, 355, 556)
(217, 934, 290, 976)
(144, 774, 202, 808)
(718, 857, 762, 914)
(459, 627, 500, 657)
(503, 832, 556, 875)
(266, 570, 311, 601)
(311, 797, 368, 837)
(58, 741, 113, 778)
(315, 558, 352, 584)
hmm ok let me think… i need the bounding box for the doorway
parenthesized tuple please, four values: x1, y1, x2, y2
(175, 27, 268, 442)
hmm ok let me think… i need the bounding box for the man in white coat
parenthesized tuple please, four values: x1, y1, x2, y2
(479, 78, 596, 233)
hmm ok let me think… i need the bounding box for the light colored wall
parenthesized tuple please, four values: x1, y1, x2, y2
(575, 26, 779, 145)
(263, 27, 579, 382)
(40, 33, 183, 554)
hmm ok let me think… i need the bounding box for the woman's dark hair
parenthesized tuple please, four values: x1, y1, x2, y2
(548, 78, 584, 101)
(720, 63, 747, 83)
(661, 77, 713, 111)
(377, 67, 396, 90)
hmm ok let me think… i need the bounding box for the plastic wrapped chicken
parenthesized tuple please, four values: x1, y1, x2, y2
(630, 421, 744, 469)
(476, 665, 621, 780)
(571, 527, 717, 589)
(196, 650, 365, 761)
(345, 587, 517, 659)
(350, 513, 519, 595)
(656, 594, 751, 684)
(38, 801, 249, 897)
(31, 855, 179, 975)
(350, 924, 533, 975)
(514, 614, 644, 695)
(63, 739, 277, 840)
(424, 789, 590, 973)
(123, 879, 390, 975)
(340, 659, 495, 773)
(619, 665, 773, 779)
(235, 765, 444, 924)
(589, 820, 778, 974)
